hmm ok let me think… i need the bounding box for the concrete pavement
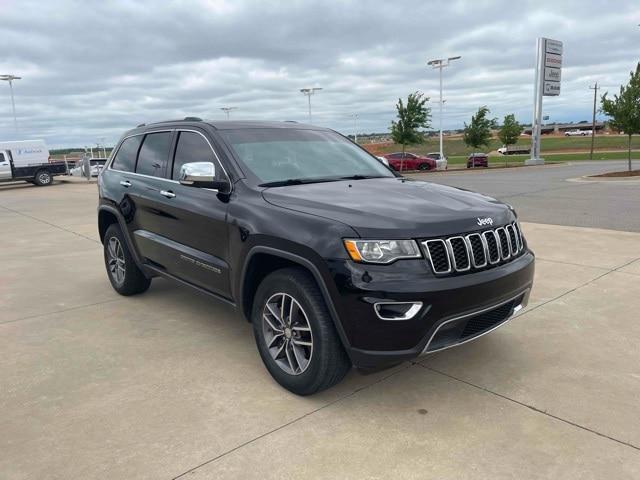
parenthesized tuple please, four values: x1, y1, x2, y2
(1, 177, 639, 479)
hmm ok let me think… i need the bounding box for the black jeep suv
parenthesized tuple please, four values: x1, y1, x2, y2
(98, 119, 534, 395)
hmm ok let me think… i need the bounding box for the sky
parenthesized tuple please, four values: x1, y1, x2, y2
(0, 0, 639, 148)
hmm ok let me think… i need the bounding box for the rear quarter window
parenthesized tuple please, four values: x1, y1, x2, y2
(111, 136, 143, 172)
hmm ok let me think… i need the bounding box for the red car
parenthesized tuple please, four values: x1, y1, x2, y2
(467, 153, 489, 168)
(383, 152, 437, 172)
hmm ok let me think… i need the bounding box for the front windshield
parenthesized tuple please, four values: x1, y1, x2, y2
(220, 128, 394, 185)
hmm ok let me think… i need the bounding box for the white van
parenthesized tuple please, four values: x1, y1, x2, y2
(0, 140, 67, 186)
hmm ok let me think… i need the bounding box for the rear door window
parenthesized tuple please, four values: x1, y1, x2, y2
(136, 132, 173, 178)
(111, 136, 143, 172)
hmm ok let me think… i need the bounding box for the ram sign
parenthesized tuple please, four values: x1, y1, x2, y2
(542, 38, 562, 96)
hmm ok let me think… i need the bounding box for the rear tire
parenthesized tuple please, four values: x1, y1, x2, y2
(103, 223, 151, 296)
(34, 169, 52, 186)
(252, 267, 351, 395)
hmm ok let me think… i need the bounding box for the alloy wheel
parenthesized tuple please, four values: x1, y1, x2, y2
(107, 237, 126, 285)
(262, 292, 314, 375)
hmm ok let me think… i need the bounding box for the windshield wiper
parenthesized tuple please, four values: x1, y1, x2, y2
(338, 174, 388, 180)
(259, 177, 341, 187)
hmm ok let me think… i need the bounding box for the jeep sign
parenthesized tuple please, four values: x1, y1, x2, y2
(528, 37, 563, 165)
(542, 39, 562, 97)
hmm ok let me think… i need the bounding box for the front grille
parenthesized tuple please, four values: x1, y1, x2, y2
(467, 233, 486, 267)
(483, 230, 501, 264)
(496, 227, 511, 259)
(424, 239, 451, 274)
(422, 222, 525, 276)
(448, 237, 470, 271)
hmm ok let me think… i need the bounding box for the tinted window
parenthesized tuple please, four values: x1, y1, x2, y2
(172, 131, 215, 180)
(136, 132, 173, 177)
(112, 135, 142, 172)
(0, 153, 5, 162)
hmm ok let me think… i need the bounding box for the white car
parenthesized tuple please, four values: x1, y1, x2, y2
(564, 129, 592, 136)
(69, 158, 107, 177)
(376, 156, 390, 167)
(426, 152, 448, 170)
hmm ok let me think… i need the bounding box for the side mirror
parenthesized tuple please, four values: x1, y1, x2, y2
(179, 162, 230, 193)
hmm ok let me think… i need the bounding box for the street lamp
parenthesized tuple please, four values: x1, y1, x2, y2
(220, 106, 237, 119)
(0, 74, 22, 134)
(352, 113, 359, 143)
(300, 87, 322, 123)
(427, 56, 461, 160)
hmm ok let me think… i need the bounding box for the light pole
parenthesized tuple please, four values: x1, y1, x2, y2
(300, 87, 322, 123)
(0, 74, 22, 134)
(427, 56, 461, 160)
(352, 113, 359, 143)
(220, 107, 237, 119)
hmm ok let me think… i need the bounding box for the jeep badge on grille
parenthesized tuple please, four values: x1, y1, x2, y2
(477, 217, 494, 227)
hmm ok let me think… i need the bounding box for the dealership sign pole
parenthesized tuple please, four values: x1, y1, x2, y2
(527, 38, 562, 165)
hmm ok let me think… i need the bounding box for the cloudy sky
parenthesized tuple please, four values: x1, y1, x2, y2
(1, 0, 639, 148)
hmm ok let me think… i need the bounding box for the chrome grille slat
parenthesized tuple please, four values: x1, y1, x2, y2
(505, 224, 518, 256)
(423, 239, 452, 274)
(423, 223, 526, 275)
(483, 230, 501, 264)
(513, 222, 524, 251)
(465, 233, 487, 268)
(446, 236, 471, 272)
(495, 227, 511, 260)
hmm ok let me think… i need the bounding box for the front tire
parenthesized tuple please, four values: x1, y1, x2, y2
(418, 163, 431, 171)
(103, 223, 151, 296)
(252, 267, 351, 395)
(34, 169, 52, 186)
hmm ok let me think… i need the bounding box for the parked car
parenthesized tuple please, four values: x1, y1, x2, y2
(497, 145, 531, 155)
(70, 158, 107, 177)
(467, 153, 489, 168)
(0, 140, 67, 186)
(383, 152, 437, 171)
(564, 129, 592, 136)
(425, 152, 448, 170)
(98, 119, 534, 395)
(376, 156, 390, 167)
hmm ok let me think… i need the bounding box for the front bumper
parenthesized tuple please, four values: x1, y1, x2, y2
(328, 250, 535, 368)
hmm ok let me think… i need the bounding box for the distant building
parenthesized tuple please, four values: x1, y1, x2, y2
(523, 122, 606, 135)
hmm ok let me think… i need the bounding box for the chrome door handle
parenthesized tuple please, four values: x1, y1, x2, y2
(120, 180, 131, 187)
(160, 190, 176, 199)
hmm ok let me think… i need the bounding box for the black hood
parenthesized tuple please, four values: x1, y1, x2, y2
(262, 177, 514, 238)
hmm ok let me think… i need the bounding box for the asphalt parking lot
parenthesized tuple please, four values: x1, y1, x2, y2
(411, 160, 640, 232)
(1, 167, 639, 479)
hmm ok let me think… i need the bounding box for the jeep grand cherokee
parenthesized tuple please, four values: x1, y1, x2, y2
(98, 118, 535, 395)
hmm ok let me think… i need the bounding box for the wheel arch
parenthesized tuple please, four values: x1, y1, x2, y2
(98, 205, 148, 274)
(239, 246, 353, 359)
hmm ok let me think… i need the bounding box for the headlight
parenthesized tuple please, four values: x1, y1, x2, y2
(343, 239, 421, 264)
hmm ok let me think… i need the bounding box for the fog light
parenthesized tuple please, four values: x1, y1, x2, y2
(374, 302, 423, 321)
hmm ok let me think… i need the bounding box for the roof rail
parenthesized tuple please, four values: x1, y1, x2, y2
(183, 116, 202, 121)
(137, 123, 146, 127)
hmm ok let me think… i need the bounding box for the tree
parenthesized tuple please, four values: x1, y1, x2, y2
(498, 114, 524, 166)
(601, 62, 640, 172)
(498, 114, 523, 148)
(390, 92, 431, 170)
(463, 106, 497, 151)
